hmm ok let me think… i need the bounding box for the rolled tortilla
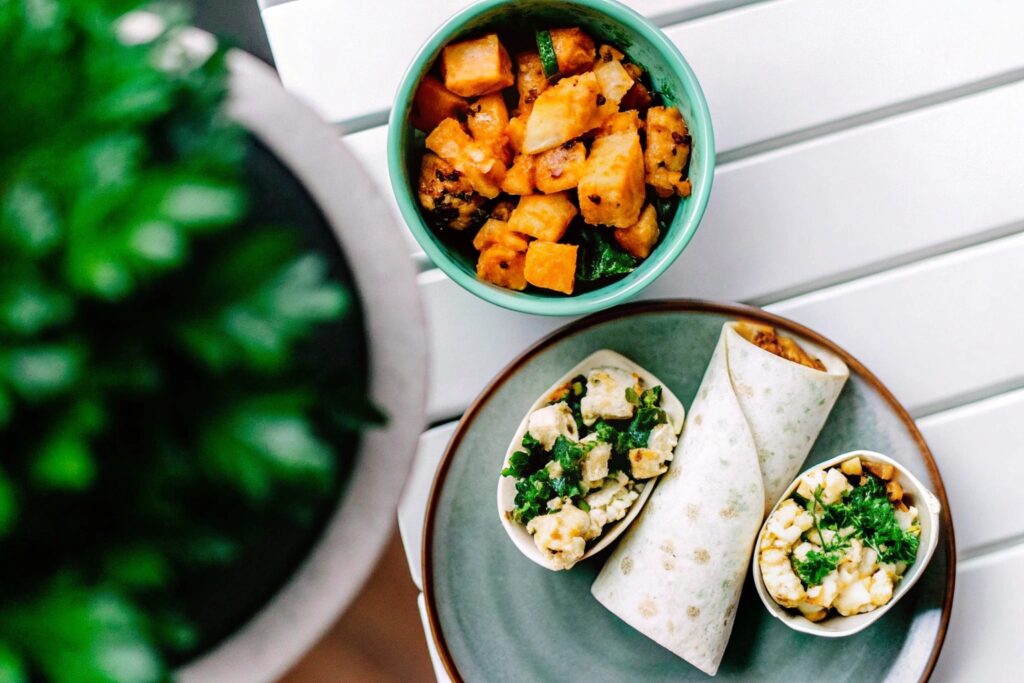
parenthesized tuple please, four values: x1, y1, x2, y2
(591, 322, 849, 675)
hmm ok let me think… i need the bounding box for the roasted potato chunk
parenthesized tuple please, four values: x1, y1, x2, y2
(865, 460, 896, 481)
(467, 93, 511, 164)
(522, 72, 602, 154)
(417, 153, 487, 231)
(477, 244, 527, 290)
(501, 154, 536, 195)
(411, 75, 468, 132)
(550, 27, 596, 75)
(593, 56, 634, 105)
(426, 118, 506, 199)
(515, 51, 549, 116)
(507, 192, 578, 242)
(473, 218, 529, 253)
(614, 203, 659, 259)
(524, 241, 578, 294)
(645, 106, 692, 198)
(535, 141, 587, 194)
(578, 129, 645, 228)
(597, 44, 625, 63)
(840, 457, 863, 476)
(505, 115, 527, 153)
(441, 33, 514, 97)
(595, 110, 642, 137)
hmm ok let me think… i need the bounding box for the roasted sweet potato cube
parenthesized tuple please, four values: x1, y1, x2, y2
(477, 244, 527, 290)
(865, 460, 896, 481)
(596, 110, 642, 137)
(490, 200, 516, 222)
(620, 80, 653, 113)
(417, 153, 486, 231)
(501, 154, 535, 195)
(524, 241, 577, 294)
(840, 457, 863, 476)
(467, 93, 511, 164)
(597, 44, 625, 63)
(578, 129, 645, 227)
(441, 33, 514, 97)
(535, 141, 587, 193)
(522, 72, 601, 154)
(505, 115, 527, 153)
(515, 51, 549, 116)
(411, 75, 469, 132)
(645, 106, 692, 198)
(614, 203, 659, 259)
(550, 27, 595, 75)
(507, 192, 578, 242)
(886, 480, 904, 503)
(426, 118, 506, 199)
(473, 218, 529, 252)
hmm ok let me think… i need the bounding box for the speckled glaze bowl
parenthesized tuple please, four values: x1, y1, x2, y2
(752, 450, 943, 638)
(387, 0, 715, 316)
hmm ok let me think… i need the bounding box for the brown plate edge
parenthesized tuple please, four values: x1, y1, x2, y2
(420, 298, 957, 683)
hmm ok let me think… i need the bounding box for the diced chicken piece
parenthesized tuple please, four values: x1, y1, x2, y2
(476, 244, 526, 290)
(840, 457, 863, 476)
(515, 51, 548, 116)
(834, 578, 873, 616)
(644, 106, 692, 198)
(646, 423, 678, 460)
(523, 72, 602, 154)
(550, 27, 596, 75)
(805, 572, 840, 608)
(523, 241, 577, 295)
(580, 367, 640, 425)
(535, 141, 587, 193)
(411, 75, 469, 132)
(472, 218, 529, 253)
(526, 502, 594, 570)
(467, 93, 511, 164)
(425, 118, 506, 198)
(580, 435, 611, 484)
(526, 401, 579, 450)
(869, 568, 894, 606)
(578, 129, 645, 228)
(507, 192, 578, 242)
(614, 203, 659, 259)
(417, 152, 487, 230)
(629, 448, 668, 480)
(441, 33, 514, 97)
(501, 154, 535, 195)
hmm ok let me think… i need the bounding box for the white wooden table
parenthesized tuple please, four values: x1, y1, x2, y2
(259, 1, 1024, 679)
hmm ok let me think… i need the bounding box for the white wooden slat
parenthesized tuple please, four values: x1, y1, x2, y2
(417, 593, 454, 683)
(263, 0, 1024, 142)
(260, 0, 718, 123)
(397, 425, 455, 590)
(918, 389, 1024, 555)
(418, 82, 1024, 420)
(932, 545, 1024, 682)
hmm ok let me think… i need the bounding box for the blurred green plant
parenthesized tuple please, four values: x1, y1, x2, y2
(0, 1, 378, 680)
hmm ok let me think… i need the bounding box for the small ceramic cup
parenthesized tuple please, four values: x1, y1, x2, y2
(387, 0, 715, 316)
(752, 450, 943, 637)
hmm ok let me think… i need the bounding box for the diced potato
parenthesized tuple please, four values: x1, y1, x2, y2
(477, 244, 527, 290)
(501, 154, 536, 195)
(417, 152, 487, 230)
(886, 480, 904, 503)
(840, 457, 863, 476)
(505, 115, 527, 153)
(426, 118, 506, 199)
(522, 72, 601, 154)
(507, 192, 578, 241)
(645, 106, 692, 198)
(467, 93, 511, 164)
(535, 141, 587, 193)
(614, 203, 659, 259)
(524, 241, 578, 294)
(596, 110, 642, 136)
(864, 460, 896, 481)
(441, 33, 514, 97)
(597, 44, 625, 63)
(473, 218, 529, 252)
(515, 51, 548, 116)
(593, 57, 634, 105)
(411, 75, 469, 132)
(578, 129, 645, 228)
(550, 28, 596, 75)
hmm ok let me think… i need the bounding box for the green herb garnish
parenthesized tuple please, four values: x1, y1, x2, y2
(576, 228, 638, 281)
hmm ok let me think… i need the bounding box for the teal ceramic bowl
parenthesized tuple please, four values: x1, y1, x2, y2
(387, 0, 715, 317)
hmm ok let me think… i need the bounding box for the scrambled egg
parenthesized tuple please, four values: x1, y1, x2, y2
(527, 502, 594, 569)
(580, 367, 641, 425)
(579, 434, 611, 484)
(627, 423, 677, 480)
(527, 401, 579, 450)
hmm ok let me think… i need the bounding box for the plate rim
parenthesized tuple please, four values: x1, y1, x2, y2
(421, 298, 956, 683)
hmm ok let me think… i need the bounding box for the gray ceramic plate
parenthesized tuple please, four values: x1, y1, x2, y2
(423, 300, 954, 682)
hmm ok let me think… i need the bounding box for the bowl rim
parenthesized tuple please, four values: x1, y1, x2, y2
(751, 449, 943, 638)
(386, 0, 716, 317)
(420, 298, 956, 683)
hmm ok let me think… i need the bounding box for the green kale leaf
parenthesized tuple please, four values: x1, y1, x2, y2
(575, 228, 637, 282)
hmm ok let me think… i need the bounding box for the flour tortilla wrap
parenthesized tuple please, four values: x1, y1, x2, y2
(591, 322, 849, 675)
